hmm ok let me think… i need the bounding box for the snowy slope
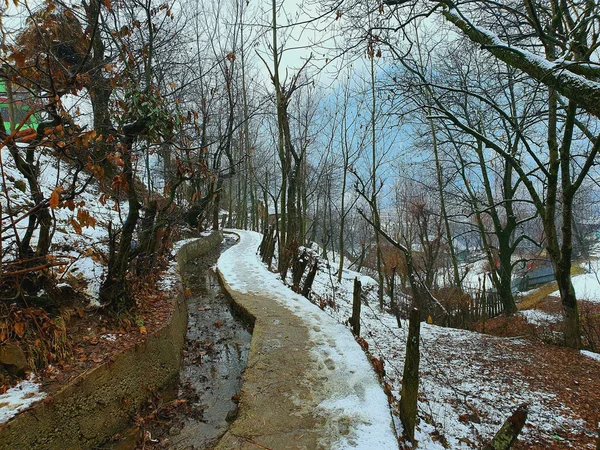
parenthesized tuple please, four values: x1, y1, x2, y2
(0, 375, 46, 424)
(291, 242, 587, 448)
(1, 146, 125, 304)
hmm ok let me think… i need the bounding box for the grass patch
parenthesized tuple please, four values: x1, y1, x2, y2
(517, 282, 559, 310)
(571, 263, 586, 276)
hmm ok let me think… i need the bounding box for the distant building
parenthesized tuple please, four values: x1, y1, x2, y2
(513, 259, 555, 291)
(0, 70, 38, 132)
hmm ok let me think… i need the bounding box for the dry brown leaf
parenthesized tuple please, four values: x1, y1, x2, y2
(49, 187, 60, 210)
(13, 322, 26, 337)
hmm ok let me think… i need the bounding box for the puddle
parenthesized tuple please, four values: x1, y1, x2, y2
(106, 234, 250, 449)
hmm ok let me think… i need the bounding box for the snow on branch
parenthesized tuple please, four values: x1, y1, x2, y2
(420, 1, 600, 119)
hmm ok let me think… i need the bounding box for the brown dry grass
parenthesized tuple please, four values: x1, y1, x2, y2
(518, 282, 560, 310)
(517, 262, 586, 310)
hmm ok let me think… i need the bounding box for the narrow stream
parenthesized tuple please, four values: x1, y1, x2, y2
(106, 235, 251, 449)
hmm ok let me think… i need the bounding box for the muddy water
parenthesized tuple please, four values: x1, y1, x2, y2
(107, 235, 251, 449)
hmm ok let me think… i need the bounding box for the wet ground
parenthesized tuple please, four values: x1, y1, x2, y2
(106, 235, 251, 449)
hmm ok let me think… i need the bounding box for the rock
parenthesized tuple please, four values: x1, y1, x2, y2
(0, 342, 28, 375)
(225, 409, 238, 423)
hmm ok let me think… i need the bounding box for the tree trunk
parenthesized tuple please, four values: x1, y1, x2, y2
(555, 264, 582, 348)
(337, 163, 348, 283)
(369, 51, 385, 309)
(99, 134, 141, 309)
(429, 112, 461, 292)
(302, 259, 318, 298)
(292, 249, 309, 293)
(497, 237, 517, 315)
(399, 307, 421, 443)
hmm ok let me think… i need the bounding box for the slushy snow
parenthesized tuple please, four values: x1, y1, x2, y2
(0, 375, 46, 424)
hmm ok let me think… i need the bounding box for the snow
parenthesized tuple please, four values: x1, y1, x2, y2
(218, 229, 398, 449)
(0, 375, 46, 424)
(172, 238, 199, 252)
(520, 309, 562, 326)
(157, 257, 180, 292)
(549, 273, 600, 303)
(460, 258, 490, 290)
(160, 237, 209, 291)
(580, 350, 600, 362)
(233, 233, 586, 448)
(101, 333, 118, 342)
(1, 146, 126, 305)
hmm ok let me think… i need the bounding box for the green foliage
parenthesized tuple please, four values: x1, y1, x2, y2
(119, 87, 178, 141)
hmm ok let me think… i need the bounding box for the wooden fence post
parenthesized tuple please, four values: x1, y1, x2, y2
(482, 277, 487, 334)
(349, 277, 362, 336)
(399, 307, 421, 443)
(484, 404, 528, 450)
(302, 259, 319, 298)
(390, 266, 402, 328)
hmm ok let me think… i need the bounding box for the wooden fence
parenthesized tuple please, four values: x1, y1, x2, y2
(442, 288, 505, 329)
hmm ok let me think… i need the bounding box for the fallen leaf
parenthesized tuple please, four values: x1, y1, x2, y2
(14, 322, 26, 337)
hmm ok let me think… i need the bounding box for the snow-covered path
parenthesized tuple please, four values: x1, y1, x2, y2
(217, 230, 398, 449)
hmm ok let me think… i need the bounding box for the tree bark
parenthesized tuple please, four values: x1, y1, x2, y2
(399, 307, 421, 443)
(439, 5, 600, 119)
(302, 259, 319, 298)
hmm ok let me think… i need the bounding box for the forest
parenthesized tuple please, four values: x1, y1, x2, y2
(1, 0, 600, 448)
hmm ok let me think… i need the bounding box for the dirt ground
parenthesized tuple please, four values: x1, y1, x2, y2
(470, 297, 600, 449)
(1, 263, 178, 400)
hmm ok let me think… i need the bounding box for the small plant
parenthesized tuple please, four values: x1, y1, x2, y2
(580, 302, 600, 352)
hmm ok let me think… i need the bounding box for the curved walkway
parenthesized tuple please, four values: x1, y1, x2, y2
(216, 230, 398, 450)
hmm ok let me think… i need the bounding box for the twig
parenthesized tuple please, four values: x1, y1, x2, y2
(2, 260, 69, 277)
(234, 435, 274, 450)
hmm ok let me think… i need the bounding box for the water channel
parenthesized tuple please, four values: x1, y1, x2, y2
(106, 234, 251, 449)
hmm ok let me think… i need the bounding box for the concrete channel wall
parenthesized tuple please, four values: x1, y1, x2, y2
(0, 232, 223, 450)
